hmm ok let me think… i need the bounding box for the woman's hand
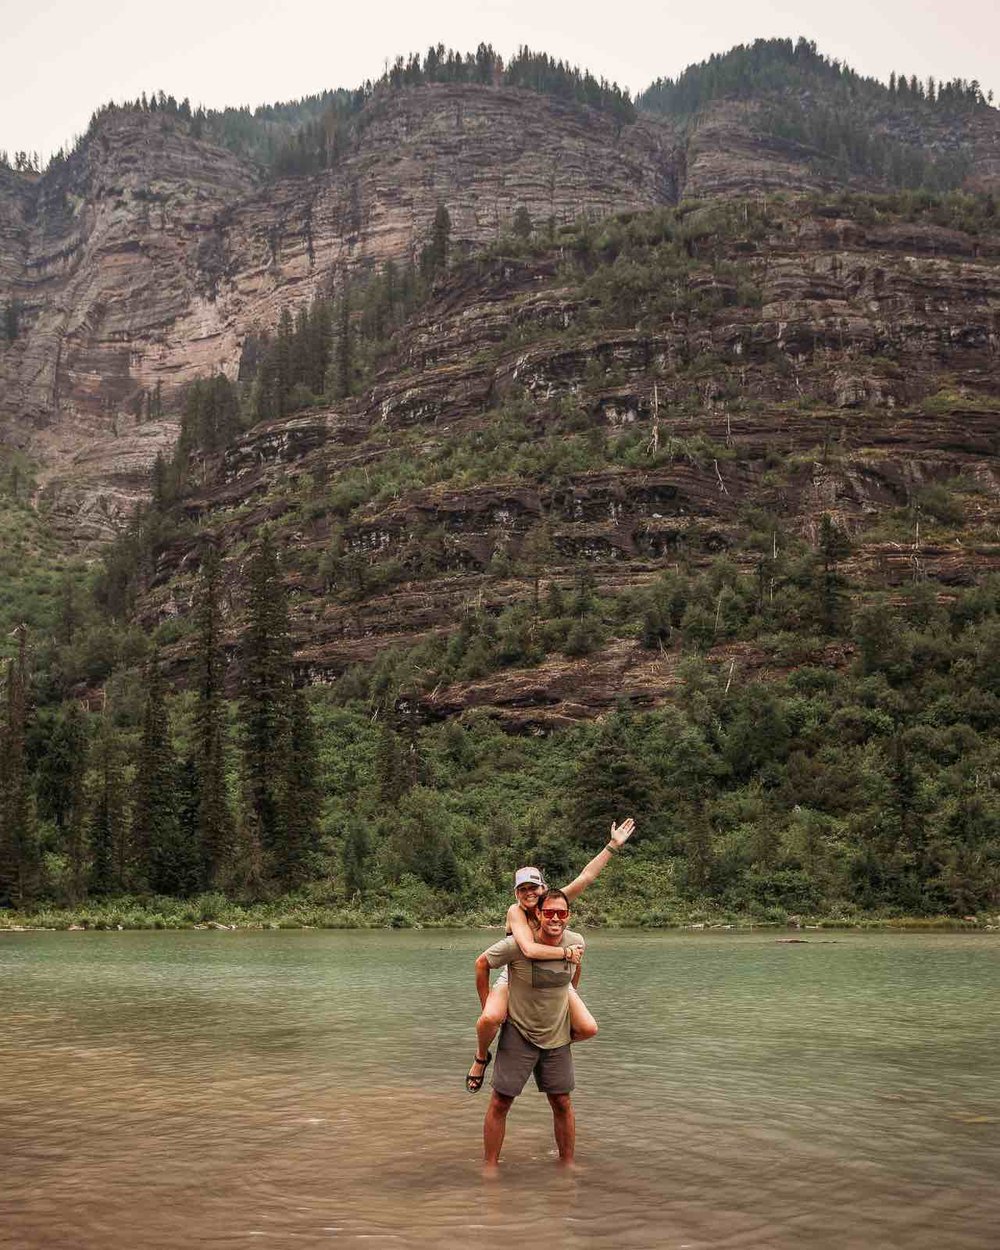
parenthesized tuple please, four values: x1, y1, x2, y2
(565, 944, 584, 966)
(609, 816, 635, 848)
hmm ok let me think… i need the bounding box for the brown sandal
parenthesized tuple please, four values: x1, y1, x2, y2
(465, 1051, 492, 1093)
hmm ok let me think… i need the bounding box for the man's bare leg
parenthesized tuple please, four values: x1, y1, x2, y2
(547, 1092, 576, 1167)
(483, 1091, 514, 1176)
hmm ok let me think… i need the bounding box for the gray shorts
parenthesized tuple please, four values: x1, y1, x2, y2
(492, 1022, 575, 1098)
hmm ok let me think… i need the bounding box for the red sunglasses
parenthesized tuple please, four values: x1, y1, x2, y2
(540, 907, 569, 919)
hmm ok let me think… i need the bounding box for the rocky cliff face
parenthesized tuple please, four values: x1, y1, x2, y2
(3, 80, 998, 548)
(0, 112, 259, 540)
(680, 97, 1000, 200)
(128, 197, 1000, 725)
(0, 88, 679, 541)
(2, 75, 1000, 724)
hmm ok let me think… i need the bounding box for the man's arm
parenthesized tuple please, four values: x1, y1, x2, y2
(562, 816, 635, 901)
(476, 935, 520, 1006)
(508, 904, 583, 965)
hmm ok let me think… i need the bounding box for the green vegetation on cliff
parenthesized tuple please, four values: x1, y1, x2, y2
(639, 37, 989, 192)
(2, 192, 1000, 925)
(639, 36, 993, 116)
(64, 44, 635, 179)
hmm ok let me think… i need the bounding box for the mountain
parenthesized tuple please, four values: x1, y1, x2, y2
(0, 80, 676, 543)
(1, 40, 997, 545)
(2, 41, 1000, 921)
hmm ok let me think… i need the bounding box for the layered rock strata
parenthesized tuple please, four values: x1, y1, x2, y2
(0, 90, 679, 541)
(134, 203, 1000, 724)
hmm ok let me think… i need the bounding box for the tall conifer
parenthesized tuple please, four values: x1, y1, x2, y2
(0, 627, 39, 906)
(567, 713, 655, 845)
(277, 686, 322, 888)
(62, 703, 90, 904)
(239, 532, 293, 877)
(192, 547, 235, 887)
(133, 654, 196, 895)
(238, 533, 323, 891)
(330, 284, 352, 399)
(88, 709, 127, 896)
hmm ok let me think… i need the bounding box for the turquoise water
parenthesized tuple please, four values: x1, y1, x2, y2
(1, 929, 998, 1248)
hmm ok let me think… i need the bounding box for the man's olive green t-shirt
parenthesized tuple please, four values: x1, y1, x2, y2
(484, 930, 585, 1049)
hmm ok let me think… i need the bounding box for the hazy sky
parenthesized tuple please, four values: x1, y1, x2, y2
(4, 0, 998, 160)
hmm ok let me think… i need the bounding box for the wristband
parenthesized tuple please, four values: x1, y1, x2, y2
(605, 842, 619, 854)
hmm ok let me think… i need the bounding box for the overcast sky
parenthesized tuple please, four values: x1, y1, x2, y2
(4, 0, 998, 160)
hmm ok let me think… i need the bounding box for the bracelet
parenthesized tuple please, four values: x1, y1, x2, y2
(605, 842, 619, 854)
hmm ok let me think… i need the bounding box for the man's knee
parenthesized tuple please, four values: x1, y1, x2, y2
(489, 1091, 514, 1116)
(546, 1092, 572, 1114)
(572, 1020, 598, 1042)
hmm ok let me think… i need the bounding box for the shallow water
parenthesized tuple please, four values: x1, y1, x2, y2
(1, 929, 998, 1249)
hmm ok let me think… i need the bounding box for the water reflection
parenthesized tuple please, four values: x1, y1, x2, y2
(1, 930, 998, 1248)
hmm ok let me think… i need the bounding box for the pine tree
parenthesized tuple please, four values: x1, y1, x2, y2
(88, 709, 127, 897)
(57, 573, 83, 644)
(566, 713, 655, 845)
(238, 532, 294, 881)
(191, 547, 235, 888)
(682, 803, 715, 893)
(290, 305, 310, 389)
(150, 452, 170, 511)
(342, 822, 371, 896)
(329, 285, 353, 399)
(35, 703, 86, 833)
(133, 655, 196, 895)
(423, 203, 451, 277)
(62, 703, 90, 904)
(179, 375, 242, 465)
(4, 300, 19, 342)
(306, 299, 332, 394)
(236, 535, 321, 892)
(816, 513, 852, 634)
(276, 686, 322, 889)
(0, 627, 40, 907)
(374, 721, 408, 804)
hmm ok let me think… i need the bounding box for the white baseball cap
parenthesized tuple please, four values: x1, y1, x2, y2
(514, 866, 546, 889)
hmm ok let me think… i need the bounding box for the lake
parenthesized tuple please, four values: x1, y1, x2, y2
(1, 929, 998, 1249)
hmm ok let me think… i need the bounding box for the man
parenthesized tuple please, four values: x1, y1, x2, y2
(474, 887, 585, 1175)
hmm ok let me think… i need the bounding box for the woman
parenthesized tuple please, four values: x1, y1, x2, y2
(465, 816, 635, 1091)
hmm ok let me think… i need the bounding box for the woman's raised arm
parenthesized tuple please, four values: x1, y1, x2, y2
(561, 816, 635, 901)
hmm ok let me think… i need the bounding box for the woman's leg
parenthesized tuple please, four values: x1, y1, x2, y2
(476, 980, 508, 1054)
(568, 984, 598, 1042)
(467, 981, 509, 1087)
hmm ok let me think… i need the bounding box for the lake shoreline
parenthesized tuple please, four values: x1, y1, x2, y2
(1, 899, 995, 934)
